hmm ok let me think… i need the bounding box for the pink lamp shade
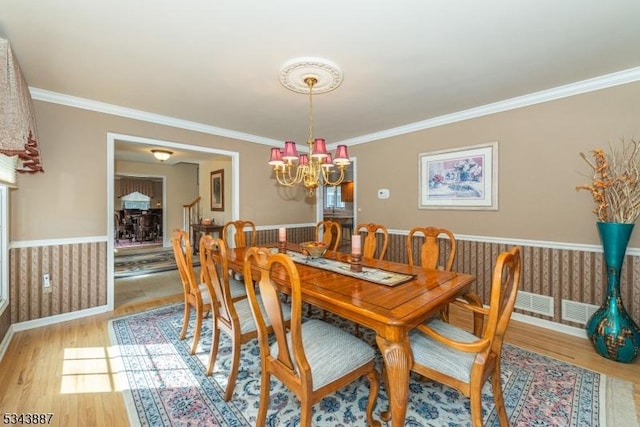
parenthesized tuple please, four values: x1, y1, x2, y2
(268, 147, 284, 166)
(334, 144, 351, 165)
(282, 141, 299, 161)
(322, 153, 334, 168)
(311, 138, 328, 159)
(299, 154, 309, 166)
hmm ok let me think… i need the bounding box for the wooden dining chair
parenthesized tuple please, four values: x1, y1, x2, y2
(315, 220, 341, 251)
(402, 246, 522, 427)
(356, 223, 389, 260)
(222, 220, 257, 248)
(243, 247, 380, 427)
(200, 235, 288, 401)
(406, 226, 457, 270)
(171, 229, 214, 355)
(407, 226, 458, 321)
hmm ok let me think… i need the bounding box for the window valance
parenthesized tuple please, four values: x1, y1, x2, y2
(0, 38, 44, 174)
(116, 178, 155, 198)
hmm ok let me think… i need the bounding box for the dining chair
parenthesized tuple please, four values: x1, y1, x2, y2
(400, 246, 522, 427)
(200, 236, 288, 401)
(243, 247, 380, 427)
(315, 220, 341, 251)
(136, 213, 157, 242)
(406, 226, 458, 321)
(114, 211, 132, 243)
(171, 229, 214, 355)
(356, 223, 389, 260)
(406, 226, 457, 270)
(222, 219, 257, 248)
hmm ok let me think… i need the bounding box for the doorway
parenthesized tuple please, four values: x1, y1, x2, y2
(114, 175, 165, 251)
(319, 158, 356, 252)
(107, 132, 240, 310)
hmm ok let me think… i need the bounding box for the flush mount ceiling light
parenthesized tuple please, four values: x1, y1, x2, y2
(269, 57, 350, 197)
(151, 149, 172, 162)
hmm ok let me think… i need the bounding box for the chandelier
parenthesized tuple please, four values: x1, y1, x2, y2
(268, 59, 351, 197)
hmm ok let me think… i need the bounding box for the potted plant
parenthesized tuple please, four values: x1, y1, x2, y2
(576, 138, 640, 363)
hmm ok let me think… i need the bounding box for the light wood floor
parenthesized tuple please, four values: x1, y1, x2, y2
(0, 295, 638, 426)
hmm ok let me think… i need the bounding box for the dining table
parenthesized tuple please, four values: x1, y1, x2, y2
(225, 243, 477, 427)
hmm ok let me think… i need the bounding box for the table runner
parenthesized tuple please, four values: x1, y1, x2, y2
(270, 248, 416, 287)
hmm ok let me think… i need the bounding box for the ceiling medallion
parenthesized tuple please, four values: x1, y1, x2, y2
(269, 58, 351, 197)
(279, 57, 343, 94)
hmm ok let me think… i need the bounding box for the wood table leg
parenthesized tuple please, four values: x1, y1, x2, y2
(376, 335, 413, 427)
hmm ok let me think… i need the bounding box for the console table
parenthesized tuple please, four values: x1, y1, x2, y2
(191, 223, 223, 253)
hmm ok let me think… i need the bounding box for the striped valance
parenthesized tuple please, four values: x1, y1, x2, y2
(0, 38, 43, 174)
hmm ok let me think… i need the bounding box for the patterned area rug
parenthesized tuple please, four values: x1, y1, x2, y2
(108, 304, 638, 426)
(114, 249, 200, 278)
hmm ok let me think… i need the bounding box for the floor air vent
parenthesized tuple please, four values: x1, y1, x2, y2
(561, 299, 599, 325)
(514, 291, 554, 317)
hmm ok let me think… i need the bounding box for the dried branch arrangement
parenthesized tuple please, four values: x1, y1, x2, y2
(576, 138, 640, 223)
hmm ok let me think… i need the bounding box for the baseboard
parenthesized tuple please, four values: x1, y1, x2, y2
(0, 324, 14, 365)
(11, 304, 111, 332)
(511, 311, 588, 339)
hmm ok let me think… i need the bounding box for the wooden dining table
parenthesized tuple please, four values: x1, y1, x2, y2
(225, 244, 476, 426)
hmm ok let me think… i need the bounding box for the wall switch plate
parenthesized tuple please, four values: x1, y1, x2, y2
(43, 273, 51, 289)
(377, 188, 390, 199)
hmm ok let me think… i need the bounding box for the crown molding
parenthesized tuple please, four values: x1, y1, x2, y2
(28, 88, 281, 147)
(333, 66, 640, 147)
(30, 67, 640, 149)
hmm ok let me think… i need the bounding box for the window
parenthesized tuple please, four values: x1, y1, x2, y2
(121, 191, 150, 210)
(325, 185, 346, 209)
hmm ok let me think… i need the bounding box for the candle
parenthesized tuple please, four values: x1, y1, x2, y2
(278, 227, 286, 242)
(351, 235, 361, 255)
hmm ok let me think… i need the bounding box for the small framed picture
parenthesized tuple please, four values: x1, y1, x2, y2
(210, 169, 224, 211)
(418, 142, 498, 210)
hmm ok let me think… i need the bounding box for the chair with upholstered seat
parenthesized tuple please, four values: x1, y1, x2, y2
(222, 220, 257, 248)
(136, 213, 157, 242)
(315, 220, 341, 252)
(243, 247, 380, 427)
(172, 229, 213, 355)
(114, 211, 133, 243)
(200, 235, 289, 401)
(403, 247, 522, 427)
(356, 223, 389, 260)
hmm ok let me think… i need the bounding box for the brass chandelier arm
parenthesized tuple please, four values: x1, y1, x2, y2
(321, 165, 346, 186)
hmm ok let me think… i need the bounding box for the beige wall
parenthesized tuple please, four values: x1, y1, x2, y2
(199, 157, 232, 225)
(351, 82, 640, 247)
(10, 101, 314, 241)
(4, 80, 640, 333)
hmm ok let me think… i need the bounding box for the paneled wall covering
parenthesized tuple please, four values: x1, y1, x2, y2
(386, 233, 640, 328)
(9, 229, 639, 333)
(260, 227, 639, 328)
(264, 226, 639, 328)
(10, 241, 107, 323)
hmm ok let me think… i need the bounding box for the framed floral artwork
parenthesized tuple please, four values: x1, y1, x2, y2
(418, 142, 498, 210)
(210, 169, 224, 211)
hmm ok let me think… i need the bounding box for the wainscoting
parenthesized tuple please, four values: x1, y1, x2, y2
(9, 241, 108, 323)
(378, 232, 639, 328)
(6, 227, 639, 332)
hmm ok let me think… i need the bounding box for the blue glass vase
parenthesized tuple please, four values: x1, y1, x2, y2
(585, 222, 640, 363)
